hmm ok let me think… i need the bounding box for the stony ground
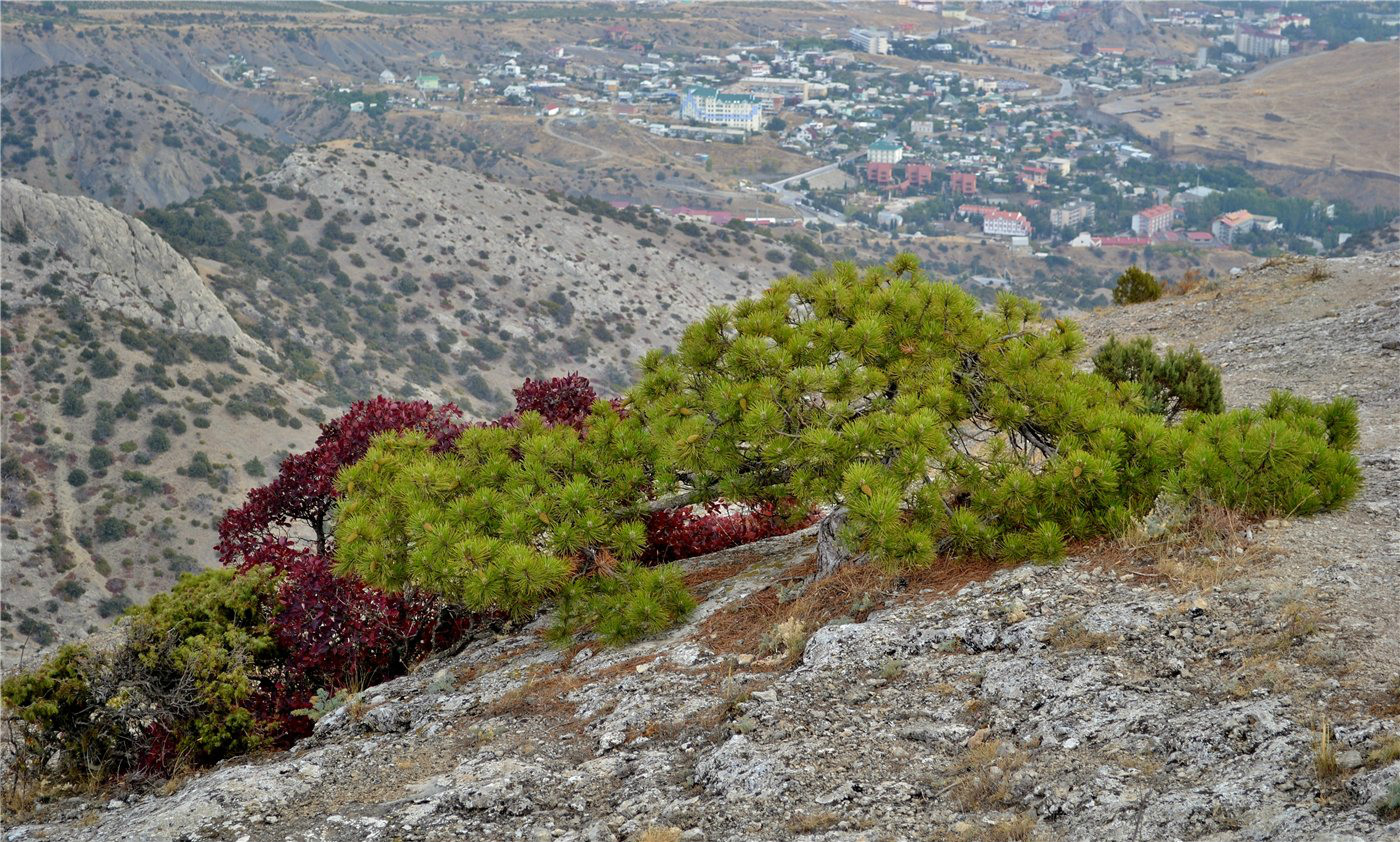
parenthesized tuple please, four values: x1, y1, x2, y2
(9, 253, 1399, 842)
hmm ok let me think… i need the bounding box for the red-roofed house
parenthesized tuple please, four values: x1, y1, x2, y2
(865, 161, 895, 187)
(1211, 210, 1256, 243)
(1131, 203, 1175, 237)
(1020, 164, 1049, 190)
(958, 203, 999, 217)
(904, 162, 934, 188)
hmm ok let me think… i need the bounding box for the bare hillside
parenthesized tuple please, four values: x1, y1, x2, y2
(151, 144, 809, 411)
(0, 180, 327, 660)
(1, 65, 285, 212)
(0, 150, 813, 658)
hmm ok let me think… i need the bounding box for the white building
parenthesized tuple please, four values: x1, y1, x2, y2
(1050, 199, 1095, 230)
(867, 138, 904, 164)
(379, 70, 396, 85)
(849, 28, 891, 55)
(680, 86, 765, 131)
(984, 210, 1033, 238)
(1234, 23, 1291, 58)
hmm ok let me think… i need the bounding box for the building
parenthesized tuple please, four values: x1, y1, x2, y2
(1172, 185, 1219, 209)
(1050, 198, 1096, 230)
(680, 86, 764, 131)
(877, 210, 904, 229)
(379, 70, 396, 85)
(1211, 210, 1255, 243)
(948, 170, 978, 195)
(1020, 164, 1049, 190)
(416, 74, 440, 92)
(983, 210, 1033, 238)
(904, 163, 934, 188)
(867, 138, 903, 164)
(728, 76, 820, 102)
(1234, 23, 1291, 58)
(865, 161, 896, 187)
(1131, 203, 1175, 237)
(910, 119, 936, 137)
(849, 28, 891, 55)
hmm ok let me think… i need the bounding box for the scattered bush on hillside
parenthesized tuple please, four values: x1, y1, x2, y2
(1092, 336, 1224, 422)
(1112, 265, 1162, 305)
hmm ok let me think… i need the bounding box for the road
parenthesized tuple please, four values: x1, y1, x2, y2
(542, 116, 612, 161)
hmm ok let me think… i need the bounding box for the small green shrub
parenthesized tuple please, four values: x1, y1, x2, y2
(1112, 265, 1162, 305)
(1092, 336, 1224, 421)
(1172, 393, 1361, 517)
(1, 569, 280, 787)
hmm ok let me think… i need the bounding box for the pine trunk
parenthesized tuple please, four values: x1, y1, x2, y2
(815, 507, 865, 578)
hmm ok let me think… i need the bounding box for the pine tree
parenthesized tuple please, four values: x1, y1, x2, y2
(633, 255, 1176, 573)
(1092, 336, 1224, 422)
(1112, 265, 1162, 305)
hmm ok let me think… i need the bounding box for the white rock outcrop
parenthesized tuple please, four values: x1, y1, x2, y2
(1, 179, 263, 355)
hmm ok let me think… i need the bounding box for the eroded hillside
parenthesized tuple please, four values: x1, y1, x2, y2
(1, 65, 286, 211)
(0, 148, 815, 658)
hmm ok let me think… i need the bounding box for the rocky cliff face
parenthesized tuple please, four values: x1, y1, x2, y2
(11, 253, 1398, 842)
(2, 179, 263, 355)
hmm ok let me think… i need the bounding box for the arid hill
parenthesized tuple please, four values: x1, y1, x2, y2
(1, 65, 285, 212)
(0, 148, 816, 658)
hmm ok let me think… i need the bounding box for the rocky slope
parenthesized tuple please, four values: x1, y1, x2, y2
(2, 179, 264, 354)
(0, 179, 330, 660)
(160, 143, 804, 408)
(11, 252, 1397, 841)
(1, 65, 285, 212)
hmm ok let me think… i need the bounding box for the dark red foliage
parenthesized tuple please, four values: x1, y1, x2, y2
(137, 723, 178, 777)
(643, 502, 816, 564)
(269, 551, 471, 693)
(219, 396, 463, 566)
(494, 373, 602, 432)
(214, 397, 470, 733)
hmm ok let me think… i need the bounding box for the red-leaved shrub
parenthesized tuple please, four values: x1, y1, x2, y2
(644, 501, 816, 564)
(493, 372, 606, 431)
(217, 397, 470, 724)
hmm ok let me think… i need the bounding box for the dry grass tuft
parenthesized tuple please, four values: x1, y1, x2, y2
(1315, 718, 1341, 782)
(635, 827, 682, 842)
(1167, 267, 1213, 297)
(785, 811, 842, 834)
(1368, 734, 1400, 767)
(1296, 263, 1333, 284)
(760, 616, 810, 665)
(953, 812, 1039, 842)
(945, 738, 1027, 812)
(1045, 613, 1116, 652)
